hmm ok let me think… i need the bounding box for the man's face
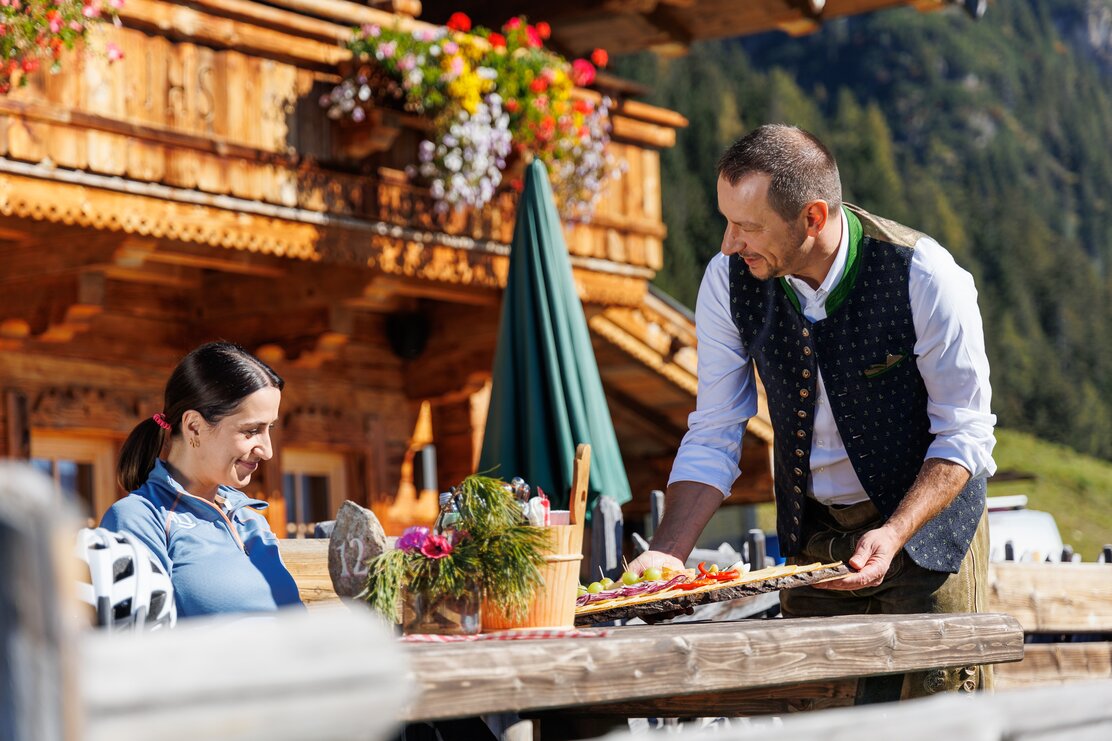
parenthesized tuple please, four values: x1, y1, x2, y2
(717, 173, 809, 281)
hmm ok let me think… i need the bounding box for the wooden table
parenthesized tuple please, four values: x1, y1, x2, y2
(400, 612, 1024, 721)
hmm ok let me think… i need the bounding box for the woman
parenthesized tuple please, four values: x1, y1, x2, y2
(103, 341, 303, 618)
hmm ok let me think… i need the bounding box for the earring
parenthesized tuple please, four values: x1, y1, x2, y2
(189, 436, 200, 449)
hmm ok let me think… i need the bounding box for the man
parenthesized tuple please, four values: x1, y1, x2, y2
(630, 124, 996, 699)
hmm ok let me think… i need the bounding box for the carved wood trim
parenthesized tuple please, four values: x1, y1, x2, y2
(29, 386, 143, 435)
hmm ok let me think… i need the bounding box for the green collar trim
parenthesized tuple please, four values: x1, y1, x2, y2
(779, 206, 862, 318)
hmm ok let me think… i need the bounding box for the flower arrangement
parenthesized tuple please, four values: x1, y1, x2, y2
(361, 473, 548, 626)
(1, 0, 124, 95)
(321, 13, 622, 220)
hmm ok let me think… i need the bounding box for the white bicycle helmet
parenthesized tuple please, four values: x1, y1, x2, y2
(75, 527, 176, 631)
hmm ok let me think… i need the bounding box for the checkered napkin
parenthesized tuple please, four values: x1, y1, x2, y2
(400, 627, 612, 643)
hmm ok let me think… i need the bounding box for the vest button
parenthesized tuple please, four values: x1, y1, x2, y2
(797, 410, 807, 419)
(802, 328, 810, 338)
(793, 486, 801, 494)
(802, 369, 812, 379)
(803, 346, 812, 356)
(796, 430, 806, 438)
(793, 467, 803, 476)
(799, 388, 810, 398)
(794, 500, 802, 510)
(794, 449, 804, 457)
(790, 533, 798, 542)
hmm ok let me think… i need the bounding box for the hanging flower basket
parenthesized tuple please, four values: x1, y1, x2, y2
(1, 0, 124, 95)
(321, 13, 622, 221)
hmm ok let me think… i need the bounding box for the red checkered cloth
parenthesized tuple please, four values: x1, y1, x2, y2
(400, 627, 612, 643)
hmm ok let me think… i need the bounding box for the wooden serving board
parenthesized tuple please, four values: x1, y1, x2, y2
(574, 562, 849, 626)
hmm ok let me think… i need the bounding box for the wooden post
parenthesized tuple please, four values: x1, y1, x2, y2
(3, 389, 31, 460)
(0, 462, 83, 741)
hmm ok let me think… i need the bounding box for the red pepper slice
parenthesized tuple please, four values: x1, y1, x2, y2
(697, 561, 708, 576)
(713, 570, 740, 581)
(673, 578, 715, 590)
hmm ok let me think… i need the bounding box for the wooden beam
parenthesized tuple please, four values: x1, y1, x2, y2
(400, 613, 1024, 721)
(118, 0, 348, 69)
(988, 563, 1112, 633)
(530, 679, 857, 717)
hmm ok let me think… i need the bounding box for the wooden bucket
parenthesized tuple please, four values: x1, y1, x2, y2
(480, 444, 591, 632)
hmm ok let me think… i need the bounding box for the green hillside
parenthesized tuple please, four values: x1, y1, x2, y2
(612, 0, 1112, 461)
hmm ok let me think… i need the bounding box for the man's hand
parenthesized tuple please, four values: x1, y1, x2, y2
(627, 550, 685, 577)
(813, 525, 901, 591)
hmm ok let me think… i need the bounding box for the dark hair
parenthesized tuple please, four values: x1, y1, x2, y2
(716, 124, 842, 222)
(117, 342, 284, 492)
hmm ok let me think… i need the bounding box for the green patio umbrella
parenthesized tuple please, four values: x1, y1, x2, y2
(478, 159, 631, 513)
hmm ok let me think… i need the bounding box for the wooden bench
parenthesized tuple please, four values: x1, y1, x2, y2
(988, 562, 1112, 688)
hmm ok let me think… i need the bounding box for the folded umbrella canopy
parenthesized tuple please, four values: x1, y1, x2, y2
(478, 159, 631, 513)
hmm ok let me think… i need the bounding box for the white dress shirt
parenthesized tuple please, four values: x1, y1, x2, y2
(669, 207, 997, 503)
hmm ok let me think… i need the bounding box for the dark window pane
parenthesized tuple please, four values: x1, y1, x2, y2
(304, 475, 330, 523)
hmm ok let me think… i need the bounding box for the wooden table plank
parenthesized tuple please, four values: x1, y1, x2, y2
(400, 612, 1024, 721)
(995, 642, 1112, 688)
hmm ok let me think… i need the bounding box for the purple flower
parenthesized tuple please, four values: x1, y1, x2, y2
(420, 533, 453, 559)
(397, 526, 429, 553)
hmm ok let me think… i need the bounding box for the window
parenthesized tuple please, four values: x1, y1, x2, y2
(30, 434, 117, 526)
(281, 449, 346, 538)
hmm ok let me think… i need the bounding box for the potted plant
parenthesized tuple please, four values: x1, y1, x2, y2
(361, 473, 548, 634)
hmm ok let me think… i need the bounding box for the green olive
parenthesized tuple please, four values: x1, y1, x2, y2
(620, 570, 640, 586)
(600, 577, 615, 589)
(642, 566, 663, 582)
(586, 581, 604, 594)
(577, 585, 588, 595)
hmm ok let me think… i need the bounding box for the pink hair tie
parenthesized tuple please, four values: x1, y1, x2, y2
(152, 413, 171, 431)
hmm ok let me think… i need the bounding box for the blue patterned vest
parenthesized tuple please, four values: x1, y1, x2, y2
(728, 205, 985, 573)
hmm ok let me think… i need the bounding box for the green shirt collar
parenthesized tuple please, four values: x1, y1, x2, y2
(778, 205, 862, 317)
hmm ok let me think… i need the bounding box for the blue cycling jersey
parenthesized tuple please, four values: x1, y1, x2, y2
(101, 459, 304, 618)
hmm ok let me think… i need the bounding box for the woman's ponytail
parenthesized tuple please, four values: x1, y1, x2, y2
(117, 418, 166, 493)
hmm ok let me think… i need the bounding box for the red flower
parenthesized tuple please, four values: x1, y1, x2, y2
(573, 99, 593, 114)
(419, 533, 453, 559)
(591, 48, 609, 68)
(446, 12, 471, 32)
(529, 77, 548, 93)
(526, 25, 542, 48)
(504, 17, 523, 32)
(488, 32, 506, 48)
(536, 21, 551, 39)
(505, 98, 520, 113)
(571, 58, 596, 87)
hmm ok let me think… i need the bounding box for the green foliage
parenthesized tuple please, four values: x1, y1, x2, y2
(613, 0, 1112, 459)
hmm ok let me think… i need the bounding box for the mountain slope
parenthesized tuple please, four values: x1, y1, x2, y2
(613, 0, 1112, 459)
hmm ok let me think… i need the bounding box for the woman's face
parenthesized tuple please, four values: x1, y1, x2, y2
(190, 386, 281, 492)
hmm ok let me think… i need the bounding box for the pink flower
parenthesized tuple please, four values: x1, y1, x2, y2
(110, 0, 125, 8)
(571, 58, 596, 87)
(420, 533, 453, 559)
(525, 26, 542, 48)
(106, 43, 124, 62)
(47, 11, 63, 33)
(504, 17, 523, 32)
(397, 526, 430, 553)
(84, 0, 103, 19)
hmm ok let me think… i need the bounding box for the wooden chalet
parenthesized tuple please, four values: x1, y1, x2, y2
(0, 0, 928, 537)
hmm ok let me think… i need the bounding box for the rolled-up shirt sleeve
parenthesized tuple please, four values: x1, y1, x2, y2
(910, 238, 997, 479)
(668, 254, 757, 497)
